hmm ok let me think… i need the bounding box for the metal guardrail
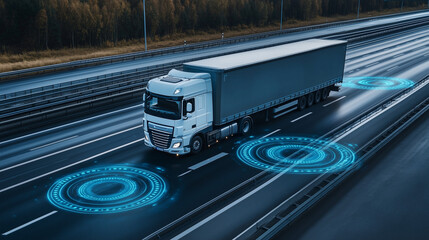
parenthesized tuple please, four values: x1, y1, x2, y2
(2, 13, 428, 103)
(252, 75, 429, 240)
(0, 62, 178, 101)
(0, 63, 179, 114)
(0, 9, 427, 81)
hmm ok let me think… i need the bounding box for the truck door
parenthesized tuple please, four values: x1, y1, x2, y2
(183, 98, 197, 134)
(195, 95, 207, 128)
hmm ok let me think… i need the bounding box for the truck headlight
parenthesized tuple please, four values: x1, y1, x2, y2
(144, 132, 149, 141)
(172, 142, 181, 148)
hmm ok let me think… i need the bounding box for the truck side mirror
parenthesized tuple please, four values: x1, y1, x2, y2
(186, 102, 193, 113)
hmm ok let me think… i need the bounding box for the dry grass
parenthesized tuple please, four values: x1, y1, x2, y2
(0, 6, 425, 73)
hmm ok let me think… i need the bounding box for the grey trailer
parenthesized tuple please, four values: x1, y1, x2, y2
(183, 39, 347, 126)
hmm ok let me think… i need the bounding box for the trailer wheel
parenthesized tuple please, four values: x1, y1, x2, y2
(297, 96, 307, 111)
(321, 87, 330, 101)
(315, 90, 322, 103)
(307, 93, 315, 107)
(239, 116, 253, 136)
(190, 135, 203, 154)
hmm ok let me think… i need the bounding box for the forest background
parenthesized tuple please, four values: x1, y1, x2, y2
(0, 0, 427, 71)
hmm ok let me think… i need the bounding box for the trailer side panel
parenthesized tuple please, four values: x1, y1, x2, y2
(184, 41, 346, 125)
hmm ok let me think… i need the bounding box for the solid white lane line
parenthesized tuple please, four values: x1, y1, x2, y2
(0, 104, 141, 146)
(30, 135, 78, 151)
(322, 96, 346, 107)
(0, 138, 144, 193)
(0, 125, 140, 173)
(260, 129, 281, 139)
(386, 65, 399, 72)
(178, 170, 192, 178)
(2, 211, 57, 236)
(290, 112, 312, 123)
(170, 79, 429, 240)
(171, 176, 284, 239)
(233, 173, 325, 240)
(172, 152, 304, 240)
(188, 152, 228, 171)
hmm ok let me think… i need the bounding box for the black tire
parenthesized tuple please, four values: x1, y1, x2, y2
(239, 116, 253, 135)
(315, 90, 322, 103)
(190, 135, 203, 154)
(321, 87, 330, 101)
(297, 95, 307, 111)
(307, 92, 315, 107)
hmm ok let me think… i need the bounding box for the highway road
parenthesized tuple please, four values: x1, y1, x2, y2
(274, 110, 429, 240)
(1, 10, 428, 96)
(1, 23, 429, 240)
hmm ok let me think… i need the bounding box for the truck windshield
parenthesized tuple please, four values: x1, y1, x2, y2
(144, 92, 182, 120)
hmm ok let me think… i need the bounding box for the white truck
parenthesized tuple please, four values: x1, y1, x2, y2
(142, 39, 347, 155)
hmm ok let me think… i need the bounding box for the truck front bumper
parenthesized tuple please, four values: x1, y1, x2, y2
(144, 133, 191, 155)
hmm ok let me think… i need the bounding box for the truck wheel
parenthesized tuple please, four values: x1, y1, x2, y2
(190, 135, 203, 154)
(307, 93, 315, 107)
(239, 116, 253, 135)
(297, 96, 307, 111)
(321, 87, 330, 101)
(315, 90, 322, 103)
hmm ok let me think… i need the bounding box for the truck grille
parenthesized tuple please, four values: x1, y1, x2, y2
(148, 122, 173, 149)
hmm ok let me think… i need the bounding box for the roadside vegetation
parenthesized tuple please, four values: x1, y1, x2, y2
(0, 0, 427, 73)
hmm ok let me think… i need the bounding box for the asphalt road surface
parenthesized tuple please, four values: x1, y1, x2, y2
(1, 23, 428, 240)
(274, 109, 429, 240)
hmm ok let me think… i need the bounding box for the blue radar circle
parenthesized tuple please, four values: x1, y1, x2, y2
(47, 166, 167, 214)
(236, 136, 356, 173)
(342, 77, 414, 90)
(77, 177, 139, 202)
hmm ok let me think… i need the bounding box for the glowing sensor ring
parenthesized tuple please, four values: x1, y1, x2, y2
(77, 177, 138, 202)
(342, 77, 414, 90)
(236, 137, 356, 173)
(47, 166, 167, 214)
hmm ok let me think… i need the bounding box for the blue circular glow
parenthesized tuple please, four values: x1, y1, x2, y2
(77, 177, 139, 202)
(236, 136, 356, 173)
(266, 145, 326, 164)
(342, 77, 414, 90)
(47, 166, 167, 214)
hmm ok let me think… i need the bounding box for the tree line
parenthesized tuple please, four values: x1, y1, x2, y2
(0, 0, 425, 52)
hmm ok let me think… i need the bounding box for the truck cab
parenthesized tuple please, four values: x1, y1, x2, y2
(143, 69, 213, 155)
(143, 39, 346, 155)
